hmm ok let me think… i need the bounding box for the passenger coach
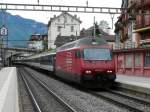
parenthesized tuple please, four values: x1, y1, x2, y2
(21, 52, 56, 71)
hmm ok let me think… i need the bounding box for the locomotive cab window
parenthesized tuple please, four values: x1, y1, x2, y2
(83, 48, 112, 60)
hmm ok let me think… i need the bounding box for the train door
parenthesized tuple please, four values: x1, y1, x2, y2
(66, 51, 73, 73)
(74, 49, 82, 75)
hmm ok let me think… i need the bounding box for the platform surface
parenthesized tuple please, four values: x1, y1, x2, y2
(116, 74, 150, 94)
(0, 67, 19, 112)
(116, 74, 150, 88)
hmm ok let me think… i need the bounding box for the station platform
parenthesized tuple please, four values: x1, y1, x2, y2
(0, 67, 19, 112)
(116, 74, 150, 94)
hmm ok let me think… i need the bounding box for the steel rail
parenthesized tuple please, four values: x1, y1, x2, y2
(23, 67, 78, 112)
(88, 90, 145, 112)
(18, 69, 42, 112)
(107, 89, 150, 105)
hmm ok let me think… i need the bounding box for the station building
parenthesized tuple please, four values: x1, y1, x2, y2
(115, 0, 150, 48)
(114, 0, 150, 77)
(47, 12, 81, 49)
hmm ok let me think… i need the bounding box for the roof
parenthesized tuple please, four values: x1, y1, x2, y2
(80, 27, 115, 42)
(54, 35, 81, 47)
(48, 12, 82, 27)
(101, 35, 115, 42)
(29, 34, 48, 41)
(57, 37, 108, 51)
(86, 26, 109, 35)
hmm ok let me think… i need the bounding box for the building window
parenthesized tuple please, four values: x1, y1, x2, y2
(125, 54, 133, 68)
(71, 26, 74, 32)
(71, 18, 74, 22)
(135, 53, 142, 67)
(57, 26, 61, 32)
(64, 15, 67, 23)
(144, 52, 150, 67)
(58, 18, 60, 22)
(117, 55, 124, 68)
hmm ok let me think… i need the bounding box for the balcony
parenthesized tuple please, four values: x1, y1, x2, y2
(143, 0, 150, 6)
(140, 39, 150, 48)
(135, 14, 150, 29)
(135, 0, 150, 8)
(128, 0, 136, 8)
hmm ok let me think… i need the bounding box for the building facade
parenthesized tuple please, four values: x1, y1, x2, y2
(47, 12, 81, 48)
(133, 0, 150, 47)
(28, 34, 48, 51)
(114, 0, 150, 77)
(115, 0, 150, 48)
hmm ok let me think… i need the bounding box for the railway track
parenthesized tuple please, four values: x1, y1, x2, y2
(17, 69, 40, 112)
(18, 67, 150, 112)
(88, 89, 150, 112)
(18, 67, 78, 112)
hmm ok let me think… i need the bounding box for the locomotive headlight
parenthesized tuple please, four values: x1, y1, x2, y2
(85, 70, 92, 74)
(107, 70, 113, 73)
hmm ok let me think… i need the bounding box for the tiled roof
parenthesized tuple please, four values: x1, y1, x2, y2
(48, 12, 81, 27)
(80, 27, 115, 42)
(29, 34, 48, 41)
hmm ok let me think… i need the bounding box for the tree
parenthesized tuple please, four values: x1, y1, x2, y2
(99, 20, 110, 31)
(92, 22, 101, 37)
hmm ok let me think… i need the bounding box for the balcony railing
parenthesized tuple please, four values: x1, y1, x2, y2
(135, 14, 150, 29)
(114, 42, 137, 50)
(128, 0, 137, 8)
(135, 0, 150, 7)
(143, 0, 150, 6)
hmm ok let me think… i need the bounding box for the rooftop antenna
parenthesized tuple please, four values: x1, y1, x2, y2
(93, 16, 96, 39)
(37, 0, 39, 5)
(110, 13, 115, 29)
(86, 0, 88, 7)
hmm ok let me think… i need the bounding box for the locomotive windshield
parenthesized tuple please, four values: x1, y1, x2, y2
(83, 48, 112, 60)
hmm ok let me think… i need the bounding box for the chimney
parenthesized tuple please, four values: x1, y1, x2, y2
(74, 15, 77, 18)
(54, 15, 56, 18)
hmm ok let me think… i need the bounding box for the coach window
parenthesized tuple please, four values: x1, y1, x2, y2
(48, 55, 53, 65)
(44, 56, 48, 65)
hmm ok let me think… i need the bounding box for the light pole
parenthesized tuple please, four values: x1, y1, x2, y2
(110, 13, 115, 29)
(93, 16, 96, 38)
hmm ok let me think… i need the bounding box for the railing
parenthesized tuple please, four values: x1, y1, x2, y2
(135, 14, 150, 29)
(135, 0, 150, 7)
(128, 0, 137, 8)
(144, 0, 150, 5)
(114, 42, 137, 50)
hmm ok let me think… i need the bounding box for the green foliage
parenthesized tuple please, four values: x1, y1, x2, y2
(92, 22, 101, 37)
(99, 20, 109, 29)
(43, 40, 48, 51)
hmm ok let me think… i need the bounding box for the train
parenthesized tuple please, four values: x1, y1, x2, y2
(17, 37, 116, 87)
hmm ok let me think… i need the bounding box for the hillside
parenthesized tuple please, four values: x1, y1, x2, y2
(0, 11, 47, 47)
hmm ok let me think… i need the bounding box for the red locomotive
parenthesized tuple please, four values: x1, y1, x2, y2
(55, 37, 116, 87)
(18, 37, 116, 87)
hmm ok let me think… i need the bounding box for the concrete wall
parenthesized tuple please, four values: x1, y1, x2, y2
(0, 67, 19, 112)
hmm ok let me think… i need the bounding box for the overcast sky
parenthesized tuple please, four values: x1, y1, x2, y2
(1, 0, 122, 30)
